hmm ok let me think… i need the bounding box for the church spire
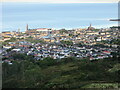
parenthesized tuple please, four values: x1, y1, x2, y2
(26, 24, 28, 32)
(87, 23, 94, 30)
(90, 23, 92, 27)
(18, 28, 20, 34)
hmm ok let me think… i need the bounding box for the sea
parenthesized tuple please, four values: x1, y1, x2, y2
(1, 3, 118, 32)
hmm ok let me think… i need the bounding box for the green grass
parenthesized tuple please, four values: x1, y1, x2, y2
(108, 64, 120, 72)
(81, 83, 119, 88)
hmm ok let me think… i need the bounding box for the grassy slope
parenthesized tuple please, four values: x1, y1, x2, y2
(2, 57, 120, 88)
(41, 59, 119, 88)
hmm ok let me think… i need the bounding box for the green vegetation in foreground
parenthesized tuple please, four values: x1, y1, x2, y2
(2, 56, 120, 89)
(82, 83, 119, 88)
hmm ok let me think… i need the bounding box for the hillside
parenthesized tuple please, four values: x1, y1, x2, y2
(2, 56, 120, 89)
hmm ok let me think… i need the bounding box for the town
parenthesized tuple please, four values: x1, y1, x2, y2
(1, 23, 120, 65)
(1, 1, 120, 88)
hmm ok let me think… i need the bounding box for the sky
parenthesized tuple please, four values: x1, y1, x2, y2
(0, 2, 118, 32)
(1, 0, 119, 3)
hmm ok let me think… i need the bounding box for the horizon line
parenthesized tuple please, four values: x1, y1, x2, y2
(0, 2, 119, 3)
(0, 26, 116, 32)
(0, 0, 119, 3)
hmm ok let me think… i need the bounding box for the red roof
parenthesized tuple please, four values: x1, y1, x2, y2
(103, 51, 110, 53)
(36, 28, 48, 31)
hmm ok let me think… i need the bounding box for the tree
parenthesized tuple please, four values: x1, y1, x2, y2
(60, 40, 73, 46)
(94, 36, 98, 42)
(38, 57, 56, 67)
(5, 37, 17, 42)
(59, 29, 68, 34)
(24, 65, 44, 88)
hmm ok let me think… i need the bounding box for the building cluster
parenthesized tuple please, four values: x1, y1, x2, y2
(2, 40, 118, 64)
(1, 23, 119, 64)
(1, 24, 119, 44)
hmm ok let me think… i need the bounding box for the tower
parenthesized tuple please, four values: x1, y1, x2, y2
(18, 28, 20, 34)
(87, 23, 92, 30)
(90, 23, 92, 28)
(26, 24, 28, 32)
(48, 28, 52, 42)
(87, 23, 95, 30)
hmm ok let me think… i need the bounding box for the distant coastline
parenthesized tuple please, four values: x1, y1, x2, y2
(1, 3, 118, 32)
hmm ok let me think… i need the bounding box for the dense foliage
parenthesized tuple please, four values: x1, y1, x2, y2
(2, 37, 17, 45)
(100, 39, 120, 45)
(2, 55, 120, 89)
(59, 29, 68, 34)
(60, 40, 73, 46)
(25, 37, 45, 44)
